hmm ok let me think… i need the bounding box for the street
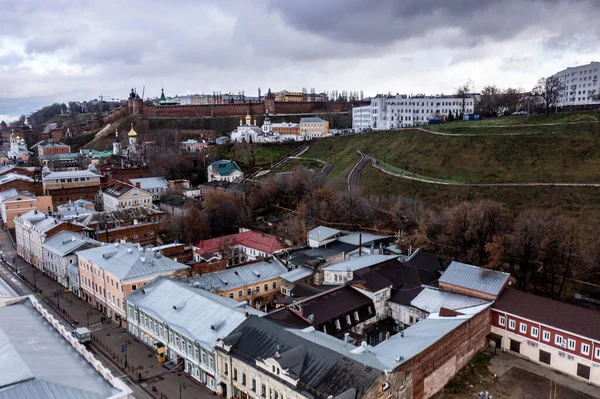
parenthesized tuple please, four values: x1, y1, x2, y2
(0, 229, 216, 399)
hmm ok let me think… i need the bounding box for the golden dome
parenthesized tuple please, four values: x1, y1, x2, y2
(245, 112, 251, 125)
(16, 135, 21, 140)
(128, 123, 137, 137)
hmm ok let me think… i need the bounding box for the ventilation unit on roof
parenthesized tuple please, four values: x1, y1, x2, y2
(127, 247, 133, 253)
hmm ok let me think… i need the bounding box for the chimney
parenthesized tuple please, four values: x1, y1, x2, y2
(344, 332, 350, 346)
(135, 182, 141, 188)
(358, 233, 362, 256)
(115, 181, 121, 191)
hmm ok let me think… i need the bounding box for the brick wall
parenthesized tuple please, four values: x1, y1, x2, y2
(396, 308, 491, 399)
(0, 180, 43, 195)
(46, 186, 99, 206)
(190, 260, 227, 275)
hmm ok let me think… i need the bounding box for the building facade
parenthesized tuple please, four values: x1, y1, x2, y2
(193, 229, 285, 265)
(77, 242, 190, 326)
(102, 181, 153, 211)
(126, 277, 262, 392)
(299, 117, 329, 139)
(207, 160, 244, 183)
(0, 189, 53, 229)
(552, 61, 600, 108)
(352, 105, 372, 132)
(129, 177, 169, 200)
(42, 168, 101, 205)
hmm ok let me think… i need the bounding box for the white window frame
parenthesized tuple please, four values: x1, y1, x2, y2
(582, 343, 590, 356)
(567, 339, 576, 351)
(508, 320, 516, 330)
(519, 323, 527, 334)
(595, 347, 600, 359)
(555, 334, 563, 346)
(498, 315, 506, 327)
(542, 331, 551, 342)
(531, 327, 539, 338)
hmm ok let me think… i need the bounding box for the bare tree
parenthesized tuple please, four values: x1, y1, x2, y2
(532, 76, 565, 115)
(455, 80, 474, 116)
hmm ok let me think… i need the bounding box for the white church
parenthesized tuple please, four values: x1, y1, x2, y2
(8, 130, 29, 162)
(231, 113, 308, 143)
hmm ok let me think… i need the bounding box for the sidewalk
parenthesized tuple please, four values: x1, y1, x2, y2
(2, 231, 216, 399)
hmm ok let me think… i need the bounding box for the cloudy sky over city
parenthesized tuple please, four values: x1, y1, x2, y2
(1, 0, 600, 121)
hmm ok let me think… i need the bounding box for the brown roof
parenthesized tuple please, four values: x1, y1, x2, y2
(493, 288, 600, 342)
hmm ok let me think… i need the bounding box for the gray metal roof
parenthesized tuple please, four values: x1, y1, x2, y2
(76, 243, 189, 281)
(279, 267, 313, 282)
(126, 277, 262, 349)
(410, 287, 490, 313)
(0, 299, 118, 399)
(337, 232, 394, 246)
(129, 177, 169, 190)
(42, 231, 101, 257)
(307, 226, 341, 242)
(43, 170, 100, 181)
(300, 117, 326, 123)
(0, 173, 33, 184)
(439, 262, 510, 296)
(191, 259, 287, 291)
(0, 189, 19, 202)
(323, 254, 399, 272)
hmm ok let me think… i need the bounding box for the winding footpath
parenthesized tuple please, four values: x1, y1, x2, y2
(413, 120, 599, 137)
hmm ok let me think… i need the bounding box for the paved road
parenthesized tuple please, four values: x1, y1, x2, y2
(0, 229, 215, 399)
(413, 120, 599, 137)
(347, 151, 372, 193)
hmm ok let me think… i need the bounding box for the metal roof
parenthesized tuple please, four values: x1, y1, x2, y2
(0, 299, 118, 399)
(323, 254, 399, 272)
(43, 170, 100, 181)
(126, 277, 262, 349)
(439, 262, 510, 296)
(279, 267, 313, 282)
(337, 232, 394, 246)
(191, 259, 287, 291)
(0, 189, 19, 202)
(76, 243, 189, 281)
(410, 287, 490, 313)
(307, 226, 341, 242)
(129, 177, 169, 190)
(300, 117, 326, 123)
(0, 173, 33, 184)
(208, 160, 241, 176)
(42, 231, 100, 257)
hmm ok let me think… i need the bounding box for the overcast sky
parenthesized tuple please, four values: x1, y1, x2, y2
(1, 0, 600, 121)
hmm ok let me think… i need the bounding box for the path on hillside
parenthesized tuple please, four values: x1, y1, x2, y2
(348, 152, 369, 193)
(360, 151, 600, 188)
(414, 120, 599, 137)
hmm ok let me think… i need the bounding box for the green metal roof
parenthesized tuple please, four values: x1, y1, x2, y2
(210, 160, 241, 176)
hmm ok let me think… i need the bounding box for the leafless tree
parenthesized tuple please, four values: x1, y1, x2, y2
(455, 80, 474, 116)
(532, 76, 565, 115)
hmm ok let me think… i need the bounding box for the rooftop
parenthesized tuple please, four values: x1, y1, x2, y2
(0, 297, 126, 399)
(129, 177, 169, 190)
(300, 117, 326, 123)
(493, 288, 600, 342)
(0, 173, 34, 184)
(323, 254, 399, 273)
(126, 277, 262, 349)
(102, 181, 136, 198)
(308, 226, 341, 242)
(191, 259, 287, 291)
(0, 188, 20, 202)
(42, 231, 101, 257)
(439, 261, 510, 297)
(194, 230, 285, 256)
(43, 170, 100, 181)
(76, 243, 189, 281)
(209, 160, 241, 176)
(220, 316, 381, 398)
(410, 287, 490, 314)
(337, 232, 394, 247)
(80, 206, 163, 226)
(279, 267, 313, 283)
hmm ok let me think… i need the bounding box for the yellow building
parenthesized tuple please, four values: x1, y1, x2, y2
(0, 189, 53, 229)
(190, 259, 287, 310)
(274, 90, 304, 102)
(300, 117, 329, 138)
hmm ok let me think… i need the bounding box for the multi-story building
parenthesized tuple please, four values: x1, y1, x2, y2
(352, 105, 372, 132)
(552, 61, 600, 108)
(101, 181, 153, 211)
(299, 117, 329, 138)
(42, 167, 101, 205)
(38, 141, 71, 156)
(271, 122, 300, 136)
(491, 288, 600, 385)
(129, 177, 169, 200)
(41, 230, 100, 290)
(14, 210, 84, 269)
(274, 90, 304, 102)
(180, 139, 208, 153)
(193, 229, 285, 265)
(190, 259, 287, 309)
(0, 189, 53, 229)
(207, 160, 244, 183)
(126, 277, 262, 392)
(77, 242, 190, 326)
(355, 93, 476, 130)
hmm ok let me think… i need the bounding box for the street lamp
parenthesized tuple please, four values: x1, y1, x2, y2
(179, 383, 188, 399)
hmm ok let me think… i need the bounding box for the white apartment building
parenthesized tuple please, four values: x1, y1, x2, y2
(352, 106, 372, 132)
(552, 61, 600, 107)
(126, 277, 262, 392)
(354, 94, 476, 131)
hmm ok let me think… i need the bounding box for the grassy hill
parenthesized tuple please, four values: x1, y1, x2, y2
(304, 112, 600, 185)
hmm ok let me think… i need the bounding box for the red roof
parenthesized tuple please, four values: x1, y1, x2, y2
(194, 230, 285, 255)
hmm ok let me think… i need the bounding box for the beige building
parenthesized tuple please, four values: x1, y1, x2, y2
(101, 181, 153, 211)
(299, 117, 329, 138)
(0, 189, 53, 229)
(274, 90, 304, 102)
(77, 242, 190, 327)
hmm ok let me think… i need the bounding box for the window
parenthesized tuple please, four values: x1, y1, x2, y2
(229, 293, 234, 299)
(354, 311, 359, 322)
(519, 323, 527, 334)
(539, 349, 551, 365)
(241, 373, 246, 386)
(238, 290, 243, 298)
(543, 331, 551, 342)
(346, 314, 351, 325)
(498, 315, 506, 326)
(596, 347, 600, 359)
(335, 319, 341, 330)
(255, 286, 260, 293)
(508, 320, 516, 330)
(224, 363, 228, 375)
(555, 334, 563, 346)
(568, 339, 576, 351)
(531, 327, 539, 338)
(261, 384, 267, 398)
(251, 378, 257, 392)
(264, 283, 268, 292)
(582, 343, 590, 356)
(272, 281, 277, 290)
(233, 368, 238, 381)
(132, 284, 137, 291)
